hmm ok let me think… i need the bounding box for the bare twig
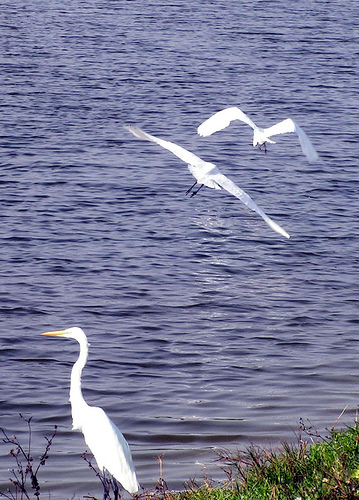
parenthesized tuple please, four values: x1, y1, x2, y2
(0, 414, 57, 499)
(81, 453, 122, 500)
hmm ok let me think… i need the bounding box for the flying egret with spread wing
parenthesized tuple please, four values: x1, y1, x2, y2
(42, 327, 139, 495)
(125, 125, 290, 239)
(197, 106, 319, 162)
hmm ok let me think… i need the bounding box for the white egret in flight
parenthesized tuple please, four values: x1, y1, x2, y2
(125, 125, 290, 239)
(42, 327, 139, 495)
(197, 106, 319, 162)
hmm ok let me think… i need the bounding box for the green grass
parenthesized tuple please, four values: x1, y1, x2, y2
(170, 420, 359, 500)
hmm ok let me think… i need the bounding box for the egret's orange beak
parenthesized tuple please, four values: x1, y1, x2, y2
(41, 330, 67, 336)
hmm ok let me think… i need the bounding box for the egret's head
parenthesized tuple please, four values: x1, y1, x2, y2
(42, 327, 87, 343)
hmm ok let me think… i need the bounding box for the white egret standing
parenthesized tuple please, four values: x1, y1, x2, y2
(197, 106, 319, 162)
(125, 125, 290, 239)
(42, 327, 139, 495)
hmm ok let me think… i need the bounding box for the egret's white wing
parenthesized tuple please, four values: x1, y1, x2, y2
(263, 118, 319, 162)
(126, 125, 224, 188)
(125, 125, 204, 167)
(292, 122, 319, 163)
(262, 118, 296, 138)
(82, 406, 139, 494)
(212, 172, 290, 239)
(197, 107, 257, 137)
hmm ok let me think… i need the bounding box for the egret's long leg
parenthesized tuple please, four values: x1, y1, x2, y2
(190, 184, 204, 197)
(258, 142, 267, 153)
(186, 180, 198, 195)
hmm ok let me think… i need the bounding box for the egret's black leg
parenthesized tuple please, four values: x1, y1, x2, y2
(190, 183, 204, 197)
(258, 142, 267, 153)
(186, 180, 198, 196)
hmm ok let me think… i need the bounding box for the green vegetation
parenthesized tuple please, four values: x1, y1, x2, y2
(171, 418, 359, 500)
(2, 415, 359, 499)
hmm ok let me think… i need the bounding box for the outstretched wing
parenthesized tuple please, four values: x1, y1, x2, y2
(263, 118, 319, 162)
(125, 125, 204, 167)
(197, 107, 257, 137)
(211, 172, 290, 239)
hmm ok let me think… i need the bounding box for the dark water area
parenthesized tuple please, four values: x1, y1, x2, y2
(1, 0, 359, 498)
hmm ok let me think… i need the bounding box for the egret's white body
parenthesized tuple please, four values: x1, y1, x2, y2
(197, 106, 319, 163)
(42, 327, 139, 495)
(125, 125, 289, 239)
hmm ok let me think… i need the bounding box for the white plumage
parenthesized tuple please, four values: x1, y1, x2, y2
(42, 327, 139, 495)
(197, 106, 319, 162)
(125, 125, 290, 239)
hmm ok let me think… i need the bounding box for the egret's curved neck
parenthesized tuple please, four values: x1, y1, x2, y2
(70, 336, 89, 416)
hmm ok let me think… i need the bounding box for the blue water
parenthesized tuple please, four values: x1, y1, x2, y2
(1, 0, 359, 498)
